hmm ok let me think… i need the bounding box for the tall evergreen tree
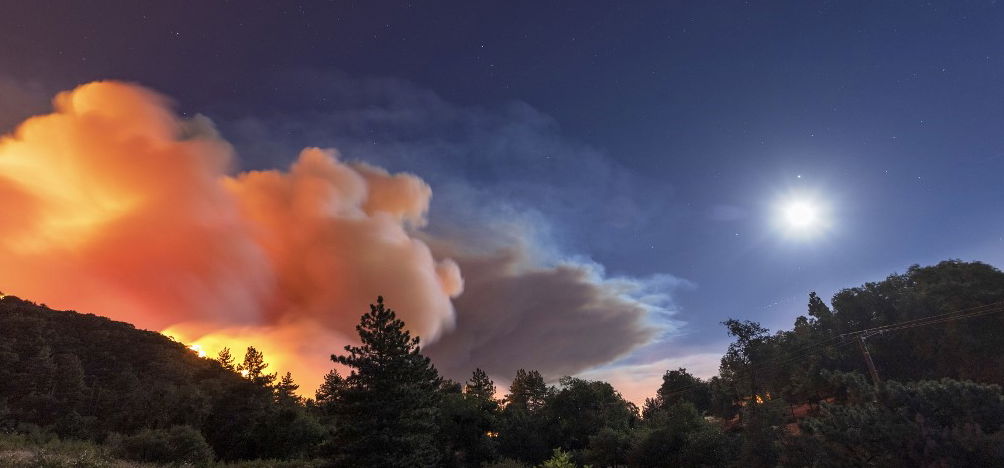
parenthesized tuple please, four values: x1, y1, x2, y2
(315, 369, 345, 417)
(465, 368, 497, 407)
(498, 369, 553, 464)
(505, 369, 549, 412)
(238, 346, 276, 387)
(275, 372, 301, 404)
(312, 369, 347, 458)
(216, 347, 235, 371)
(454, 368, 501, 466)
(328, 296, 443, 467)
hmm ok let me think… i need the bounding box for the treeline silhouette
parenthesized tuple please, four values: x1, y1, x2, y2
(1, 259, 1004, 467)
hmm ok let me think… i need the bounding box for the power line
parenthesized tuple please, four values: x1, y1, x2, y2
(653, 301, 1004, 401)
(845, 301, 1004, 338)
(868, 307, 1004, 336)
(845, 302, 1004, 390)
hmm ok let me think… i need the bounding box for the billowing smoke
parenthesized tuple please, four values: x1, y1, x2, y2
(425, 245, 658, 382)
(0, 81, 664, 394)
(0, 82, 462, 392)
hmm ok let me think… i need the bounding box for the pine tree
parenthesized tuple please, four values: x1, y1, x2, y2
(498, 369, 552, 463)
(275, 372, 300, 404)
(237, 346, 276, 387)
(462, 368, 501, 464)
(506, 369, 549, 412)
(216, 347, 235, 371)
(328, 296, 443, 467)
(315, 369, 345, 428)
(315, 370, 344, 408)
(465, 368, 497, 407)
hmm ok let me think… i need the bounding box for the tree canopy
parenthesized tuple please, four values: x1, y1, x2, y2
(4, 259, 1004, 467)
(327, 296, 443, 467)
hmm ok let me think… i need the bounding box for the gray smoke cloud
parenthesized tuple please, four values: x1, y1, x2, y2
(425, 245, 662, 381)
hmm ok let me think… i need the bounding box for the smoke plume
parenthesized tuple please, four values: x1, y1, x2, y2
(0, 82, 462, 392)
(0, 81, 664, 394)
(425, 245, 658, 382)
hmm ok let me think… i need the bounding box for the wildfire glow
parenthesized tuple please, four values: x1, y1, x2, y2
(161, 321, 353, 395)
(0, 81, 463, 398)
(187, 344, 207, 358)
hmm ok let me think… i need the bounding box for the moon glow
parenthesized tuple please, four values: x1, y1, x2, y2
(776, 196, 830, 239)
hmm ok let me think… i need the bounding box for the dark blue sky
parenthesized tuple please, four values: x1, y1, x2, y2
(2, 1, 1003, 381)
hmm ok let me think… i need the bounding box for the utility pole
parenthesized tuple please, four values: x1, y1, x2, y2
(856, 334, 881, 394)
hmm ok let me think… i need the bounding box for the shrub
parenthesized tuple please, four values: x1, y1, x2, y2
(539, 448, 577, 468)
(481, 459, 531, 468)
(111, 425, 214, 465)
(787, 376, 1004, 467)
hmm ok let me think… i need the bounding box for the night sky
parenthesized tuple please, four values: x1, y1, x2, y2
(2, 1, 1003, 394)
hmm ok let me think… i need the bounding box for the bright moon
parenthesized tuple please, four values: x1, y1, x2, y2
(776, 197, 829, 238)
(783, 201, 818, 229)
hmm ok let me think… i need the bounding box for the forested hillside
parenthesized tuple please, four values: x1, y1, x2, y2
(2, 260, 1004, 467)
(0, 295, 323, 464)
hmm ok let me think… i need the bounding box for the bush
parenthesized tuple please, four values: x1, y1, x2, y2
(786, 377, 1004, 467)
(111, 425, 214, 465)
(539, 448, 576, 468)
(0, 432, 122, 468)
(214, 459, 325, 467)
(25, 449, 111, 468)
(481, 459, 531, 468)
(628, 400, 739, 467)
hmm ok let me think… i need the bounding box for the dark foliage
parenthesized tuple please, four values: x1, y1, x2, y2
(4, 259, 1004, 467)
(495, 369, 553, 464)
(644, 367, 712, 418)
(109, 425, 214, 465)
(438, 368, 502, 467)
(786, 373, 1004, 467)
(327, 296, 443, 467)
(0, 295, 322, 461)
(541, 376, 639, 465)
(708, 260, 1004, 467)
(630, 401, 737, 467)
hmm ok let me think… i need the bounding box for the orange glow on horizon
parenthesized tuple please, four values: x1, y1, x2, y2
(162, 323, 353, 397)
(186, 344, 208, 358)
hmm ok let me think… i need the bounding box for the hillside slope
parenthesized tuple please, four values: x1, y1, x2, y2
(0, 295, 321, 461)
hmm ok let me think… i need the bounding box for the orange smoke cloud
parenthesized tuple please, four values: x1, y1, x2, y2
(0, 81, 462, 393)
